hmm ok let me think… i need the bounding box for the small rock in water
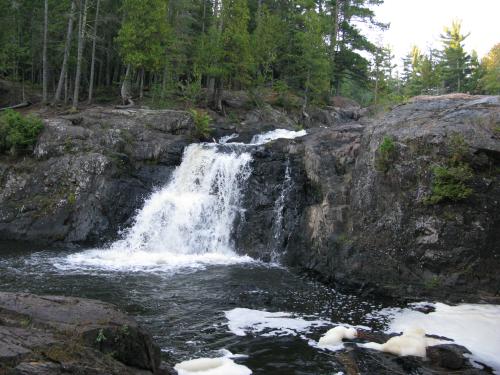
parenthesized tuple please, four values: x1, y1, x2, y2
(427, 344, 469, 370)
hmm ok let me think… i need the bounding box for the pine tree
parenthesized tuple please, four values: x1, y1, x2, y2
(297, 9, 330, 106)
(116, 0, 170, 99)
(251, 6, 282, 83)
(465, 50, 483, 94)
(220, 0, 252, 88)
(440, 20, 470, 93)
(331, 0, 387, 94)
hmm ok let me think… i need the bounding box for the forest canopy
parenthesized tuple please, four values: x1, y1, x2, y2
(0, 0, 498, 111)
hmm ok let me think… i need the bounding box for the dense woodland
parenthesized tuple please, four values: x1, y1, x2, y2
(0, 0, 499, 112)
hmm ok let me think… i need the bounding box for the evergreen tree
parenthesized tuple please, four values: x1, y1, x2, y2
(465, 50, 484, 94)
(297, 9, 331, 106)
(480, 43, 500, 94)
(220, 0, 252, 88)
(116, 0, 170, 98)
(371, 44, 396, 105)
(331, 0, 387, 94)
(440, 20, 470, 93)
(251, 6, 282, 83)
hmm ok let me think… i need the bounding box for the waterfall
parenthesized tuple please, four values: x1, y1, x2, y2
(269, 160, 292, 261)
(59, 129, 306, 272)
(112, 143, 252, 255)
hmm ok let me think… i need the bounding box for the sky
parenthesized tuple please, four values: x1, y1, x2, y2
(365, 0, 500, 68)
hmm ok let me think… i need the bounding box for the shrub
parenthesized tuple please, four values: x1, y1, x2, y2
(189, 109, 213, 139)
(375, 136, 396, 172)
(425, 134, 474, 205)
(273, 80, 299, 110)
(424, 164, 473, 205)
(0, 109, 44, 155)
(180, 74, 203, 105)
(449, 133, 468, 164)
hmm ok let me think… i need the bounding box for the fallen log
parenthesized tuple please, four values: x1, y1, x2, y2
(115, 98, 135, 109)
(0, 101, 32, 111)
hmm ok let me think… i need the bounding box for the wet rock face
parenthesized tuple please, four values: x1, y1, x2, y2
(240, 95, 500, 302)
(0, 292, 165, 374)
(344, 95, 500, 301)
(0, 107, 194, 245)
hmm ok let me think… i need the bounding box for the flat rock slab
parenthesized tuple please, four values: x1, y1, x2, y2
(0, 292, 165, 375)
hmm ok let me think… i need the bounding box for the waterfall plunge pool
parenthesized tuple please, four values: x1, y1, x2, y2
(0, 244, 389, 375)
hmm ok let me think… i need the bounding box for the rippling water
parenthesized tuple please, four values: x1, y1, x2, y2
(0, 243, 392, 374)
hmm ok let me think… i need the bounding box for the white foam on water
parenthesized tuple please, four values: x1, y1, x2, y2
(56, 250, 253, 273)
(174, 357, 252, 375)
(250, 129, 306, 145)
(376, 302, 500, 373)
(224, 308, 329, 337)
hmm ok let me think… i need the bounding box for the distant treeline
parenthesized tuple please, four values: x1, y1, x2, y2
(0, 0, 498, 110)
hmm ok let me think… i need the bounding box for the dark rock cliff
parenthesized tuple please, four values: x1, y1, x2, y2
(241, 94, 500, 302)
(0, 107, 194, 245)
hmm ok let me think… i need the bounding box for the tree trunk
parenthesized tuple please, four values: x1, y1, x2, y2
(64, 70, 69, 103)
(72, 0, 88, 111)
(42, 0, 49, 104)
(139, 69, 144, 99)
(121, 64, 134, 105)
(201, 0, 207, 33)
(213, 78, 223, 112)
(105, 40, 112, 87)
(54, 0, 76, 104)
(330, 0, 340, 83)
(113, 59, 121, 84)
(161, 64, 168, 99)
(88, 0, 101, 104)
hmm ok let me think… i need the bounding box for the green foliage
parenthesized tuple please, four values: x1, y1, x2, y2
(440, 20, 470, 93)
(116, 0, 170, 71)
(221, 0, 253, 86)
(0, 110, 44, 155)
(120, 324, 130, 336)
(251, 6, 282, 82)
(375, 136, 397, 173)
(481, 43, 500, 95)
(425, 164, 473, 205)
(298, 10, 330, 105)
(273, 80, 299, 109)
(189, 109, 213, 139)
(180, 73, 203, 105)
(424, 276, 441, 289)
(67, 192, 76, 205)
(0, 0, 389, 108)
(95, 328, 107, 344)
(425, 134, 473, 205)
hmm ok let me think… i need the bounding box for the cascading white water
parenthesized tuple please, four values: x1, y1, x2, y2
(113, 144, 252, 255)
(270, 160, 292, 261)
(58, 129, 306, 272)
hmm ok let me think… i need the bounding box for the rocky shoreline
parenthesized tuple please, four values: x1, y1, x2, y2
(0, 292, 492, 375)
(0, 94, 499, 302)
(0, 292, 171, 374)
